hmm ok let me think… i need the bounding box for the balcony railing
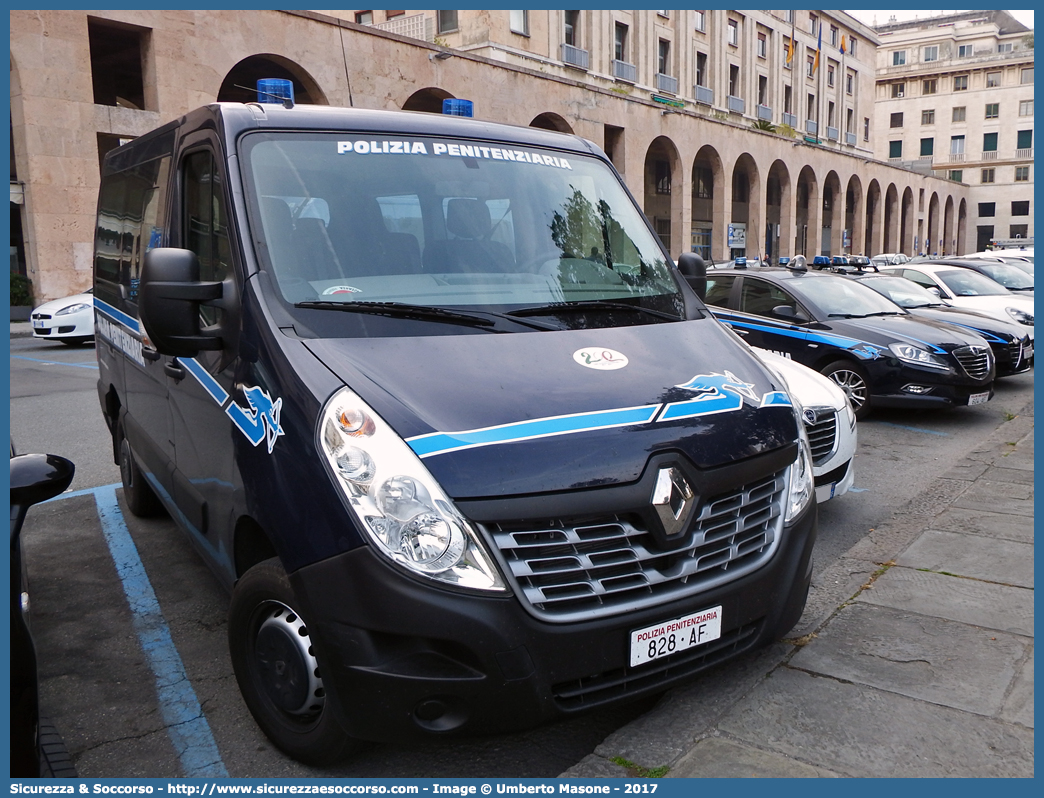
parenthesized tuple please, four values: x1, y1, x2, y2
(727, 95, 745, 114)
(656, 73, 678, 94)
(806, 119, 818, 135)
(846, 132, 857, 146)
(827, 126, 839, 141)
(613, 59, 636, 83)
(948, 152, 966, 163)
(782, 112, 798, 128)
(694, 85, 714, 106)
(1016, 148, 1033, 159)
(372, 13, 434, 42)
(560, 43, 589, 70)
(757, 104, 772, 121)
(918, 155, 935, 164)
(981, 150, 998, 161)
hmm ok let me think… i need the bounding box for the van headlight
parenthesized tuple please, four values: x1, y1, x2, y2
(785, 413, 815, 524)
(318, 388, 506, 591)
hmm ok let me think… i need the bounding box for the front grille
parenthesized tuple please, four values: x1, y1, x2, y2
(486, 469, 787, 622)
(953, 345, 991, 379)
(552, 619, 764, 710)
(34, 328, 52, 335)
(31, 313, 52, 321)
(805, 411, 838, 466)
(1005, 340, 1024, 368)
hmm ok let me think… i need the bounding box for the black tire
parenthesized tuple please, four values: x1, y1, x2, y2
(117, 422, 164, 517)
(228, 558, 361, 765)
(821, 359, 872, 420)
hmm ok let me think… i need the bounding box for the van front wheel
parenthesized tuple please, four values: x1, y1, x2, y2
(228, 558, 361, 765)
(118, 424, 164, 517)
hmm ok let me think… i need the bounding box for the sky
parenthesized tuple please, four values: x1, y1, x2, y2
(845, 9, 1034, 29)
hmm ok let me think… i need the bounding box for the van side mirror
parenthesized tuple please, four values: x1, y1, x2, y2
(677, 252, 707, 301)
(10, 453, 75, 545)
(139, 248, 224, 357)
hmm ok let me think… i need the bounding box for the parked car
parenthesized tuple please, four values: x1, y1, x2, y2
(961, 251, 1034, 274)
(870, 253, 909, 267)
(850, 273, 1033, 377)
(925, 258, 1033, 297)
(10, 446, 75, 776)
(30, 288, 94, 345)
(752, 348, 856, 503)
(699, 266, 996, 419)
(879, 262, 1035, 330)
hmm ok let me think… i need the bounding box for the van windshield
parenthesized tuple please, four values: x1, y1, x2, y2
(241, 132, 685, 332)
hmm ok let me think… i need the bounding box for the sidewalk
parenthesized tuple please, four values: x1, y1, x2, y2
(12, 320, 33, 338)
(563, 400, 1034, 779)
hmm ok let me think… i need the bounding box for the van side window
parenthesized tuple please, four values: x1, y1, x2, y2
(183, 150, 231, 327)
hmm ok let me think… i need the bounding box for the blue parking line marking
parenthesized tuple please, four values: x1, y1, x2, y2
(877, 422, 949, 437)
(90, 485, 229, 777)
(11, 354, 99, 370)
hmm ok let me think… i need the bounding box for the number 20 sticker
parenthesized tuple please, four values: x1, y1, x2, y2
(573, 347, 629, 370)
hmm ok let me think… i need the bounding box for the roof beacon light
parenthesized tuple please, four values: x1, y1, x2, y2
(442, 98, 474, 117)
(256, 78, 295, 108)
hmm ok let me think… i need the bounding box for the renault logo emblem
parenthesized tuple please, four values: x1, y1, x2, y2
(651, 467, 696, 538)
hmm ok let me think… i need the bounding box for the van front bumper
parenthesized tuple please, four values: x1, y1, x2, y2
(288, 501, 816, 743)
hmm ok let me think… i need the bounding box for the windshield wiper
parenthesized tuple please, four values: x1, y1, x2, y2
(828, 310, 902, 319)
(293, 300, 561, 331)
(507, 300, 684, 322)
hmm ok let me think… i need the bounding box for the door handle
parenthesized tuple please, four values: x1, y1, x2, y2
(164, 360, 185, 382)
(732, 328, 749, 336)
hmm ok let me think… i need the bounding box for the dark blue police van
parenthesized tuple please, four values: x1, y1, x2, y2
(93, 89, 817, 763)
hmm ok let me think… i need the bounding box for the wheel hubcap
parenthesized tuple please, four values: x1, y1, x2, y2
(829, 370, 867, 408)
(253, 602, 325, 716)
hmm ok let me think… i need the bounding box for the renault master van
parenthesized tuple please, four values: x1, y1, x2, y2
(94, 97, 817, 764)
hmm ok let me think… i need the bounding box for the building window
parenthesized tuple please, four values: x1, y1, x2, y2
(809, 14, 818, 36)
(953, 75, 968, 91)
(1011, 201, 1030, 216)
(892, 50, 906, 66)
(87, 19, 149, 110)
(1010, 224, 1028, 239)
(978, 202, 995, 217)
(510, 10, 529, 36)
(830, 25, 838, 47)
(1015, 166, 1030, 182)
(728, 19, 738, 46)
(949, 170, 963, 182)
(864, 117, 870, 140)
(695, 52, 707, 87)
(730, 65, 741, 97)
(920, 137, 934, 157)
(923, 45, 938, 62)
(985, 71, 1002, 88)
(693, 167, 713, 198)
(828, 101, 835, 127)
(564, 10, 579, 46)
(958, 44, 973, 58)
(759, 75, 768, 105)
(981, 168, 995, 183)
(437, 10, 458, 34)
(758, 32, 767, 58)
(850, 37, 857, 57)
(694, 10, 706, 32)
(890, 112, 904, 128)
(783, 37, 792, 68)
(983, 132, 998, 152)
(807, 55, 816, 78)
(889, 140, 903, 159)
(891, 83, 905, 98)
(1021, 68, 1034, 84)
(1016, 129, 1033, 150)
(846, 71, 854, 95)
(950, 135, 965, 155)
(827, 65, 834, 87)
(614, 23, 628, 62)
(657, 39, 671, 76)
(985, 103, 999, 119)
(657, 10, 670, 18)
(354, 11, 373, 25)
(785, 10, 794, 24)
(922, 79, 937, 95)
(655, 161, 671, 195)
(386, 11, 405, 19)
(1019, 100, 1033, 117)
(922, 109, 935, 125)
(997, 42, 1013, 53)
(952, 106, 966, 123)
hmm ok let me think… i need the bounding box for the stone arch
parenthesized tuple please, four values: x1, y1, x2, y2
(691, 145, 725, 262)
(643, 136, 682, 256)
(943, 195, 955, 255)
(883, 183, 900, 253)
(927, 192, 941, 255)
(864, 179, 883, 255)
(529, 112, 573, 133)
(795, 165, 819, 257)
(822, 170, 843, 256)
(402, 87, 455, 114)
(957, 198, 968, 255)
(845, 174, 865, 256)
(900, 187, 915, 256)
(729, 153, 762, 260)
(765, 160, 792, 263)
(217, 54, 327, 104)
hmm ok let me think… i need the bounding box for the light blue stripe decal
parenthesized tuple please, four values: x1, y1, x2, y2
(931, 320, 1005, 344)
(179, 357, 230, 404)
(408, 404, 662, 458)
(93, 485, 229, 777)
(661, 370, 779, 421)
(93, 296, 140, 332)
(760, 391, 794, 407)
(713, 312, 889, 356)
